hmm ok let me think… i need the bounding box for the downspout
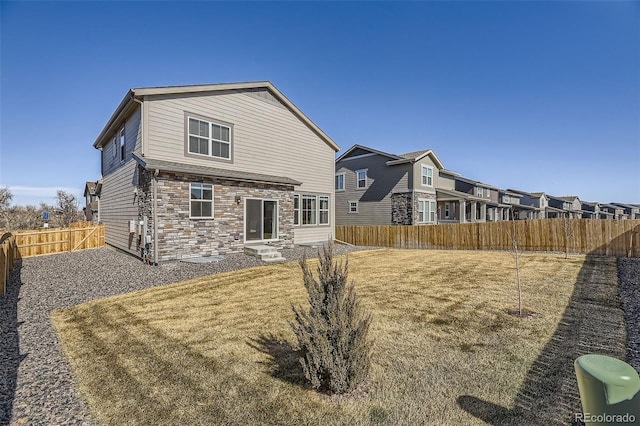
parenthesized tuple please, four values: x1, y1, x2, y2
(153, 168, 159, 264)
(130, 93, 144, 157)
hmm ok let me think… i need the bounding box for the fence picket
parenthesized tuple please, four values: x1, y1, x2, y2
(335, 219, 640, 257)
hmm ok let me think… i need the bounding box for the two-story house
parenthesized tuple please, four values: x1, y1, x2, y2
(335, 145, 443, 225)
(92, 82, 339, 262)
(83, 180, 102, 224)
(507, 189, 553, 219)
(612, 203, 640, 219)
(544, 195, 582, 218)
(600, 203, 623, 220)
(581, 201, 601, 219)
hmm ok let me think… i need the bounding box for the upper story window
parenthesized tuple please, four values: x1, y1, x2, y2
(119, 127, 126, 162)
(335, 173, 345, 191)
(112, 135, 117, 159)
(187, 116, 231, 160)
(421, 166, 433, 186)
(486, 188, 490, 197)
(356, 169, 367, 189)
(349, 201, 358, 213)
(477, 187, 483, 197)
(503, 195, 510, 204)
(190, 183, 213, 219)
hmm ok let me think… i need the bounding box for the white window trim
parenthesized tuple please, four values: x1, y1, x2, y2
(348, 201, 359, 214)
(112, 135, 117, 159)
(293, 194, 300, 226)
(187, 115, 232, 160)
(293, 194, 331, 227)
(189, 183, 214, 219)
(477, 187, 483, 197)
(417, 199, 437, 224)
(243, 197, 279, 243)
(335, 173, 346, 192)
(421, 165, 433, 187)
(355, 169, 368, 190)
(319, 195, 329, 225)
(486, 188, 490, 198)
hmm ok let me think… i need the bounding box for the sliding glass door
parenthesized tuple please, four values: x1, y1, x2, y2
(245, 199, 278, 241)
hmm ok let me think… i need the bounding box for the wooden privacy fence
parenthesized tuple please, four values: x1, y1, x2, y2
(336, 219, 640, 258)
(0, 232, 17, 296)
(15, 224, 105, 258)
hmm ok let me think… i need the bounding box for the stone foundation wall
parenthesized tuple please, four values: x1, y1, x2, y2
(154, 172, 294, 262)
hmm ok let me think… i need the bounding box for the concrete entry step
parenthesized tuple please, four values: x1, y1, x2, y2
(244, 244, 286, 263)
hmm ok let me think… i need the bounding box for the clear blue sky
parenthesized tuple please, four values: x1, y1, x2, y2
(1, 1, 639, 206)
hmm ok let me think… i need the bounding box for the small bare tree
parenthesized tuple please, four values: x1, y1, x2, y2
(503, 207, 523, 316)
(561, 214, 576, 259)
(54, 190, 82, 227)
(0, 186, 12, 230)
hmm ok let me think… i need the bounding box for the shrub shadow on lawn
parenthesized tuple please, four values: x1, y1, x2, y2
(0, 260, 27, 426)
(247, 334, 308, 388)
(458, 255, 627, 425)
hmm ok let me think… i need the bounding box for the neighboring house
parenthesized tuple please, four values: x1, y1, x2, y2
(448, 176, 503, 223)
(92, 82, 339, 262)
(545, 195, 583, 219)
(83, 180, 102, 224)
(581, 201, 601, 219)
(335, 145, 443, 225)
(507, 189, 555, 219)
(600, 203, 623, 220)
(497, 189, 535, 220)
(612, 203, 640, 219)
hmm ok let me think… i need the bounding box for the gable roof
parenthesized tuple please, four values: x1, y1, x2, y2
(335, 144, 401, 162)
(84, 181, 97, 197)
(335, 144, 445, 169)
(93, 81, 339, 152)
(386, 149, 445, 169)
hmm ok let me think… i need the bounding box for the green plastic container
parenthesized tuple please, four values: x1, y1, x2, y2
(574, 354, 640, 425)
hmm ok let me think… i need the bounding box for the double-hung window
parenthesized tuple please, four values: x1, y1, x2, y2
(293, 195, 300, 225)
(319, 196, 329, 225)
(421, 166, 433, 186)
(335, 173, 345, 191)
(356, 169, 367, 189)
(349, 201, 358, 213)
(190, 183, 213, 218)
(417, 200, 437, 223)
(477, 187, 483, 197)
(302, 195, 317, 225)
(188, 116, 231, 160)
(119, 127, 126, 162)
(293, 194, 330, 225)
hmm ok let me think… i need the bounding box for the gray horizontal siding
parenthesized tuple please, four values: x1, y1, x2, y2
(335, 154, 410, 225)
(100, 160, 139, 257)
(102, 107, 141, 177)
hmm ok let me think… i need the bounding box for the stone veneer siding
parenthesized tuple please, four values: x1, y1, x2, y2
(154, 172, 295, 262)
(391, 192, 413, 225)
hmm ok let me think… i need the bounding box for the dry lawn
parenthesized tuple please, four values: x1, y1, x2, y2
(51, 249, 623, 425)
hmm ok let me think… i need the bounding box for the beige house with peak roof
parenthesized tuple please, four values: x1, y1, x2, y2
(93, 82, 339, 262)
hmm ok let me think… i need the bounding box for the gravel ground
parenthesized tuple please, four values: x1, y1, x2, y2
(2, 249, 638, 425)
(0, 244, 373, 426)
(618, 257, 640, 372)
